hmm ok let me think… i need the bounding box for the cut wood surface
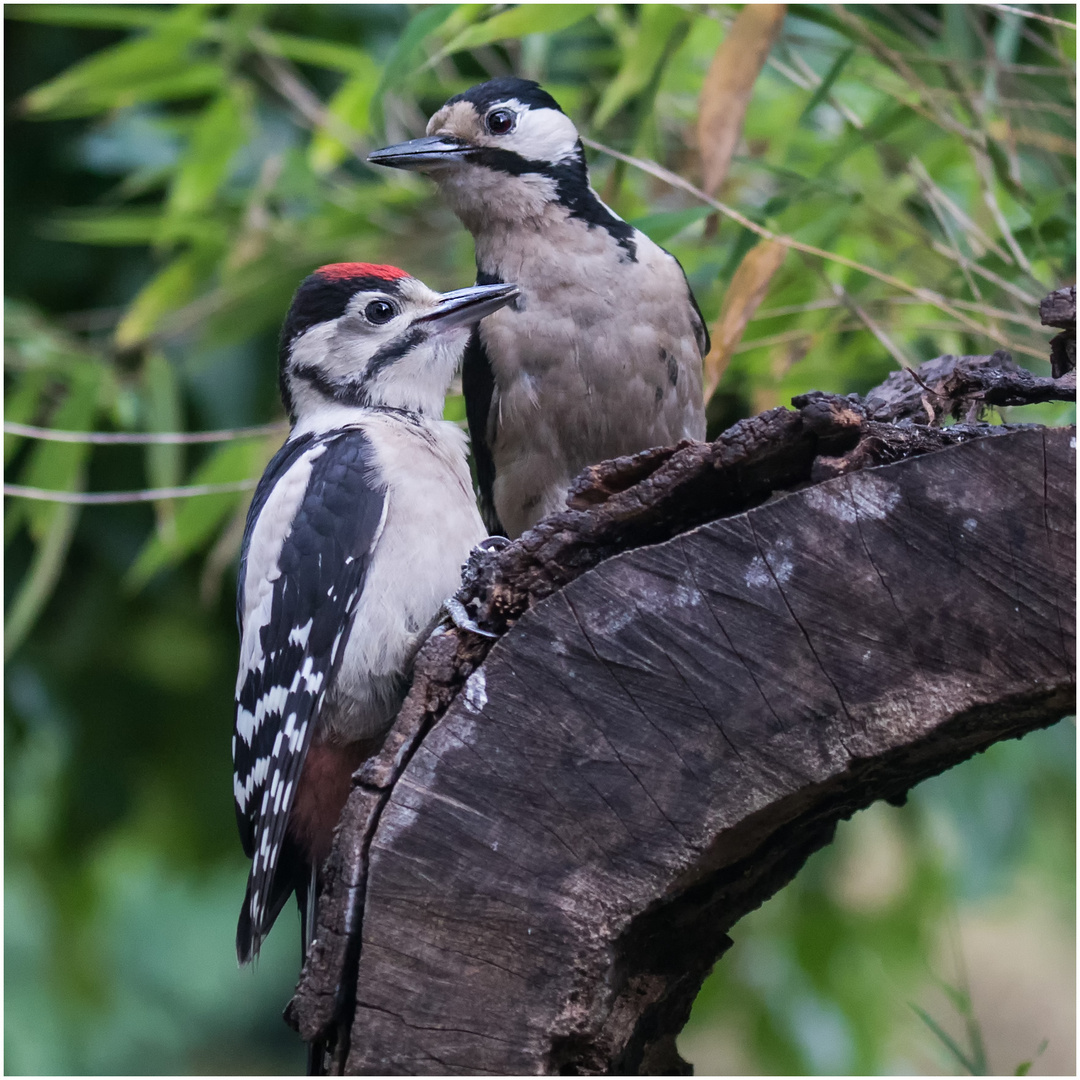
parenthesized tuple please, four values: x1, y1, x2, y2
(288, 350, 1076, 1076)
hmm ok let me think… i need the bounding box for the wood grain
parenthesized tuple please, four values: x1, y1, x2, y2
(327, 427, 1075, 1074)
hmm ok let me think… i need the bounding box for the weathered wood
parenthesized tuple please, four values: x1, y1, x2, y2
(285, 338, 1076, 1075)
(1040, 285, 1076, 378)
(1041, 284, 1076, 330)
(861, 349, 1075, 424)
(289, 423, 1074, 1074)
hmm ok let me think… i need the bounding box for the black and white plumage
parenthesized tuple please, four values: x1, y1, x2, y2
(234, 263, 518, 965)
(369, 78, 709, 538)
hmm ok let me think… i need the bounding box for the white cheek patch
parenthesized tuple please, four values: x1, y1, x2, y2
(287, 322, 338, 373)
(504, 105, 580, 164)
(287, 312, 404, 387)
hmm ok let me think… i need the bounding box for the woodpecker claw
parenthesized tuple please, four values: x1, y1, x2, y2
(478, 535, 511, 553)
(444, 596, 499, 638)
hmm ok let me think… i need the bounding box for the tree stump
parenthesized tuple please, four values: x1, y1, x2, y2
(288, 350, 1075, 1075)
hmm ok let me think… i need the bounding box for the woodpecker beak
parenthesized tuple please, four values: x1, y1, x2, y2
(368, 136, 472, 171)
(417, 283, 520, 331)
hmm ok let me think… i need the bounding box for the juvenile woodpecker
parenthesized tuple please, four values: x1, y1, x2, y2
(369, 77, 709, 538)
(233, 262, 517, 964)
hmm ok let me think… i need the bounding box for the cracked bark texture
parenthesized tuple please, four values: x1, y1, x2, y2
(287, 349, 1076, 1076)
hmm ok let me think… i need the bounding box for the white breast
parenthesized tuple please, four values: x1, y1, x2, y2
(329, 412, 486, 737)
(475, 212, 706, 536)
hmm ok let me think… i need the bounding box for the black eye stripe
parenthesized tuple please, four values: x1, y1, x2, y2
(365, 325, 427, 378)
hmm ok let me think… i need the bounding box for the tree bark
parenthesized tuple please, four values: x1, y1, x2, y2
(287, 351, 1076, 1075)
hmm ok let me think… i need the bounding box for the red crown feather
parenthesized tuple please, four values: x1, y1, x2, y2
(314, 262, 409, 282)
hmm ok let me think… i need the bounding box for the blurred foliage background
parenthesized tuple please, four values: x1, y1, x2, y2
(4, 3, 1075, 1074)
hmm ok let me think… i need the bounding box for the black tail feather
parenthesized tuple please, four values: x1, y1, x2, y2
(236, 837, 309, 965)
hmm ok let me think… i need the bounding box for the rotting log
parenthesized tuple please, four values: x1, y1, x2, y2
(287, 348, 1076, 1076)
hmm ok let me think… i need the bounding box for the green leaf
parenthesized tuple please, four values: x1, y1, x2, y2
(936, 978, 973, 1017)
(21, 7, 215, 118)
(143, 352, 184, 542)
(6, 5, 166, 30)
(591, 6, 686, 130)
(12, 363, 103, 543)
(309, 62, 380, 174)
(910, 1003, 982, 1075)
(439, 4, 596, 58)
(1015, 1038, 1049, 1075)
(166, 83, 250, 218)
(4, 500, 82, 661)
(115, 250, 212, 350)
(125, 437, 272, 589)
(371, 4, 460, 134)
(263, 31, 374, 74)
(797, 46, 854, 127)
(47, 66, 225, 119)
(630, 206, 712, 244)
(43, 209, 165, 247)
(4, 368, 53, 466)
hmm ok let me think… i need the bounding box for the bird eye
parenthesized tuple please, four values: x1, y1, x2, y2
(486, 108, 515, 136)
(364, 299, 397, 324)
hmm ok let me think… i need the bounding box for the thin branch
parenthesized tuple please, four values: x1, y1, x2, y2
(980, 3, 1076, 30)
(3, 421, 287, 445)
(972, 147, 1036, 277)
(831, 6, 986, 147)
(898, 296, 1046, 331)
(908, 156, 1011, 263)
(4, 480, 257, 505)
(928, 240, 1042, 306)
(782, 44, 865, 129)
(777, 36, 1067, 73)
(826, 277, 916, 370)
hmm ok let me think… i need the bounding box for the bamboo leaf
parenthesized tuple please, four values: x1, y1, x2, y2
(11, 363, 103, 543)
(143, 351, 184, 543)
(43, 209, 165, 247)
(910, 1003, 982, 1075)
(4, 499, 82, 661)
(1015, 1038, 1049, 1075)
(115, 251, 210, 350)
(704, 239, 787, 401)
(439, 5, 596, 61)
(20, 7, 215, 118)
(371, 5, 460, 133)
(4, 369, 53, 466)
(592, 6, 688, 130)
(263, 31, 375, 75)
(309, 62, 381, 174)
(7, 5, 166, 30)
(797, 46, 854, 126)
(698, 4, 787, 196)
(166, 83, 250, 218)
(25, 65, 224, 120)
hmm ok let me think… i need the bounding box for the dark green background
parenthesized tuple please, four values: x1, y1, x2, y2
(5, 5, 1075, 1074)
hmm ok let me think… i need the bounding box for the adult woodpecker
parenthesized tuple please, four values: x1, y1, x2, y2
(369, 77, 709, 538)
(233, 262, 518, 966)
